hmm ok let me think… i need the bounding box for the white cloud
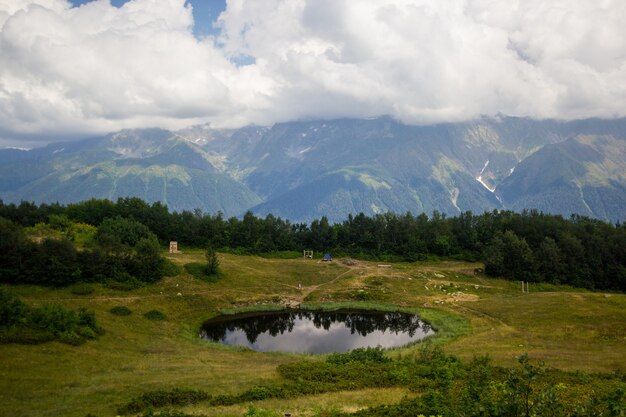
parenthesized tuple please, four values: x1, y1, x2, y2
(217, 0, 626, 124)
(0, 0, 240, 142)
(1, 0, 625, 146)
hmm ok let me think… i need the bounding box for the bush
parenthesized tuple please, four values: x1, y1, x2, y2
(104, 271, 144, 291)
(0, 288, 28, 326)
(29, 304, 79, 334)
(327, 347, 391, 365)
(58, 331, 86, 346)
(71, 283, 95, 295)
(109, 306, 132, 316)
(143, 310, 167, 321)
(108, 271, 144, 290)
(237, 385, 284, 401)
(0, 292, 101, 346)
(118, 388, 211, 414)
(75, 326, 97, 340)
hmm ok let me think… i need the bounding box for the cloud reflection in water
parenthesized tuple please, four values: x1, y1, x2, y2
(200, 310, 434, 353)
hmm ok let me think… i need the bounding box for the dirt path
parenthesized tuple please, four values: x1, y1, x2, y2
(295, 267, 354, 301)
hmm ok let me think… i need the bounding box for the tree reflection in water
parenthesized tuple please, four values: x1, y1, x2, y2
(199, 310, 433, 352)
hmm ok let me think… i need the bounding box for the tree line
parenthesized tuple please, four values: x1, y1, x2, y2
(1, 198, 624, 291)
(0, 214, 162, 287)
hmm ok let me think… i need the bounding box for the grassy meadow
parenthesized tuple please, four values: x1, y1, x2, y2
(0, 250, 625, 417)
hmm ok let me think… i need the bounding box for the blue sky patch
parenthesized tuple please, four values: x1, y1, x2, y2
(68, 0, 226, 38)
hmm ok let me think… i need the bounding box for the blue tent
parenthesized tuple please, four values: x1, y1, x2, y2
(322, 253, 333, 261)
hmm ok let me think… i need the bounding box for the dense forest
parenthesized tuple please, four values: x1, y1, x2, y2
(0, 197, 624, 291)
(0, 211, 162, 287)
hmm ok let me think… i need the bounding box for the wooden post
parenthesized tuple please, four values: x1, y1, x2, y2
(526, 281, 529, 293)
(521, 281, 525, 293)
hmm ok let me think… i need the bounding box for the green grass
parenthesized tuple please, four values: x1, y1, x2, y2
(0, 251, 624, 417)
(70, 283, 95, 295)
(184, 262, 221, 283)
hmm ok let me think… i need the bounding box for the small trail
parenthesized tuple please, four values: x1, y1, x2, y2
(26, 261, 497, 306)
(296, 267, 354, 301)
(27, 267, 355, 304)
(451, 303, 512, 329)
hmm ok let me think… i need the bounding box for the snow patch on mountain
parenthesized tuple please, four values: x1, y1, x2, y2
(476, 160, 496, 192)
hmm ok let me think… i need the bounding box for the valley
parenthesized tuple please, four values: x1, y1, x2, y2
(1, 251, 624, 416)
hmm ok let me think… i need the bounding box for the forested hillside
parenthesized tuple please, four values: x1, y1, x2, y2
(1, 198, 624, 291)
(2, 117, 625, 223)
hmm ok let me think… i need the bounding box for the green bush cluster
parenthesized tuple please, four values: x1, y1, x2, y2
(119, 388, 211, 414)
(0, 289, 103, 345)
(119, 346, 626, 416)
(326, 347, 391, 365)
(0, 215, 164, 288)
(109, 306, 132, 316)
(120, 385, 288, 415)
(143, 310, 167, 321)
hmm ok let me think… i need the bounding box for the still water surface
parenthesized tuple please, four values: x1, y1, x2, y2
(199, 309, 434, 353)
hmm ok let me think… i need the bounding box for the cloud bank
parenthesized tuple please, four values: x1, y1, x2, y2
(1, 0, 625, 145)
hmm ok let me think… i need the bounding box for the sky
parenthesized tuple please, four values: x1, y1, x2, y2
(0, 0, 625, 148)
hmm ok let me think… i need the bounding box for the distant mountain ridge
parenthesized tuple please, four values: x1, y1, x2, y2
(0, 129, 262, 216)
(1, 116, 625, 222)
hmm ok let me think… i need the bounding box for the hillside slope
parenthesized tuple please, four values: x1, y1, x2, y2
(0, 130, 261, 216)
(1, 117, 625, 222)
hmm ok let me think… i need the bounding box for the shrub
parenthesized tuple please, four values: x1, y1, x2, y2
(109, 306, 132, 316)
(107, 271, 144, 291)
(143, 310, 167, 321)
(58, 331, 86, 346)
(238, 385, 284, 401)
(0, 288, 27, 326)
(29, 304, 79, 334)
(0, 293, 101, 346)
(327, 347, 391, 365)
(75, 326, 97, 340)
(118, 388, 211, 414)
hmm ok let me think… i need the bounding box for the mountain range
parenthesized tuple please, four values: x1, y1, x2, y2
(1, 116, 625, 223)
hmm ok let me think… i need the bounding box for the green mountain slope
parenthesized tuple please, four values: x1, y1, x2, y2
(496, 135, 626, 222)
(1, 117, 625, 222)
(0, 130, 261, 216)
(203, 117, 624, 222)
